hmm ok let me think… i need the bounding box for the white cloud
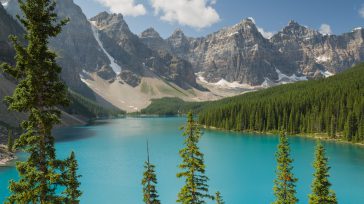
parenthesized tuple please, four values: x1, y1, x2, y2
(319, 24, 332, 35)
(95, 0, 146, 16)
(258, 27, 274, 39)
(359, 5, 364, 18)
(150, 0, 220, 29)
(210, 0, 217, 5)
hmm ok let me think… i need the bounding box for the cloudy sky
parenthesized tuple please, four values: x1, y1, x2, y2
(74, 0, 364, 38)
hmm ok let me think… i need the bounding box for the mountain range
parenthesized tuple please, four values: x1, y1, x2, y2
(1, 0, 364, 113)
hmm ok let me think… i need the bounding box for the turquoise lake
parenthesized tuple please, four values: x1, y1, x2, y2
(1, 117, 364, 203)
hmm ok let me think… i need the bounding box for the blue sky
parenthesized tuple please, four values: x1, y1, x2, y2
(74, 0, 364, 38)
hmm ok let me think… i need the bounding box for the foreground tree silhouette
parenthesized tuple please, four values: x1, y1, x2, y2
(7, 129, 14, 152)
(308, 143, 337, 204)
(215, 192, 225, 204)
(142, 140, 161, 204)
(63, 151, 82, 204)
(177, 112, 213, 204)
(273, 133, 298, 204)
(1, 0, 80, 202)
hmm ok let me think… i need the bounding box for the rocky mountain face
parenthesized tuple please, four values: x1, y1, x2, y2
(89, 12, 197, 88)
(0, 3, 23, 64)
(0, 3, 26, 129)
(271, 21, 364, 77)
(141, 19, 364, 86)
(4, 0, 112, 97)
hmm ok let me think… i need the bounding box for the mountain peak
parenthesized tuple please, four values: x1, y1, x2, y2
(91, 11, 124, 22)
(172, 28, 185, 35)
(288, 20, 299, 27)
(90, 11, 130, 33)
(279, 20, 320, 37)
(140, 27, 161, 39)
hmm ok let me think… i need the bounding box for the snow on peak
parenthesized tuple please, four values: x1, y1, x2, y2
(1, 1, 8, 7)
(247, 17, 256, 24)
(315, 55, 331, 63)
(353, 27, 363, 32)
(90, 21, 122, 74)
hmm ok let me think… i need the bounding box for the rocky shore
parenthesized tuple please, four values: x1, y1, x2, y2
(0, 144, 15, 165)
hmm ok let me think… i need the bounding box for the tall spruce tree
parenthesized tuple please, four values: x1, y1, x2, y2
(308, 142, 337, 204)
(273, 133, 298, 204)
(177, 112, 213, 204)
(142, 139, 160, 204)
(215, 192, 225, 204)
(7, 129, 14, 153)
(0, 0, 79, 203)
(63, 151, 82, 204)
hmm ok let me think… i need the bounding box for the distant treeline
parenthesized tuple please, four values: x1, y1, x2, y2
(64, 89, 125, 118)
(199, 64, 364, 142)
(141, 97, 207, 115)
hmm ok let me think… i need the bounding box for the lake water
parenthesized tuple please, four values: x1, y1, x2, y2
(1, 117, 364, 203)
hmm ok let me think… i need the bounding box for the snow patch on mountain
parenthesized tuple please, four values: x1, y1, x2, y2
(227, 31, 239, 37)
(321, 70, 334, 77)
(353, 27, 363, 32)
(276, 69, 307, 82)
(315, 55, 331, 63)
(1, 1, 8, 7)
(90, 21, 122, 74)
(196, 72, 265, 89)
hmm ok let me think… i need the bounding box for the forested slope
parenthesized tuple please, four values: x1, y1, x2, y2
(64, 89, 125, 118)
(141, 97, 206, 115)
(199, 64, 364, 142)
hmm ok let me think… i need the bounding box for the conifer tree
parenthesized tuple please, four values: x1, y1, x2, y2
(215, 192, 225, 204)
(63, 151, 82, 204)
(344, 112, 357, 141)
(308, 143, 337, 204)
(177, 112, 213, 204)
(273, 133, 298, 204)
(7, 129, 14, 153)
(0, 0, 80, 203)
(142, 140, 160, 204)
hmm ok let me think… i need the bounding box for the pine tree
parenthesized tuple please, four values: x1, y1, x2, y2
(344, 112, 358, 141)
(0, 0, 80, 203)
(215, 192, 225, 204)
(177, 112, 213, 204)
(273, 133, 298, 204)
(142, 140, 160, 204)
(63, 151, 82, 204)
(308, 143, 337, 204)
(7, 129, 14, 153)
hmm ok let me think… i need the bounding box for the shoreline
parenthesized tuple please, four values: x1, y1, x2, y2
(202, 125, 364, 147)
(0, 145, 16, 166)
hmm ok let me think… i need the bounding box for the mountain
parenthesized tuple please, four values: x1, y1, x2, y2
(271, 21, 364, 77)
(2, 0, 364, 113)
(0, 3, 26, 130)
(140, 27, 171, 53)
(0, 3, 23, 64)
(4, 0, 112, 97)
(89, 12, 197, 88)
(0, 1, 117, 141)
(141, 19, 364, 86)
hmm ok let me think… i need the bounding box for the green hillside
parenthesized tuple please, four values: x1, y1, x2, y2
(141, 97, 206, 115)
(64, 89, 125, 118)
(198, 64, 364, 142)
